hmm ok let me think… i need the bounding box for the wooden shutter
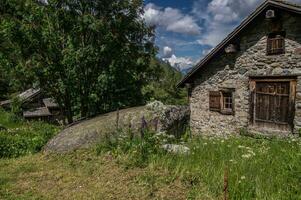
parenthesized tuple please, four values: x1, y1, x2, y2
(249, 80, 256, 124)
(209, 91, 221, 111)
(267, 35, 285, 55)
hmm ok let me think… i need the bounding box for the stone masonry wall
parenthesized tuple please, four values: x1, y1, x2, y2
(190, 11, 301, 136)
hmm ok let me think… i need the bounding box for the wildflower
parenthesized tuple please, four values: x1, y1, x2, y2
(238, 145, 245, 149)
(203, 143, 207, 145)
(168, 134, 175, 139)
(241, 176, 246, 180)
(242, 154, 252, 159)
(247, 149, 256, 156)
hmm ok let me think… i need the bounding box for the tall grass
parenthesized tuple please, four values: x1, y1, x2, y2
(97, 131, 301, 199)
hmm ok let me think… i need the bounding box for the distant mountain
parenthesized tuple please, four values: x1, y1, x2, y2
(159, 58, 193, 75)
(181, 67, 193, 75)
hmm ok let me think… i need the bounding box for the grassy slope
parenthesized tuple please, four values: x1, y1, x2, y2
(0, 151, 189, 200)
(1, 137, 301, 200)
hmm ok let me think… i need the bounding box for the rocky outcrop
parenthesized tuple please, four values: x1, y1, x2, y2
(146, 101, 190, 137)
(44, 103, 189, 153)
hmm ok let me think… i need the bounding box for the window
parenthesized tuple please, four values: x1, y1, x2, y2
(221, 92, 233, 114)
(267, 32, 285, 55)
(209, 90, 234, 115)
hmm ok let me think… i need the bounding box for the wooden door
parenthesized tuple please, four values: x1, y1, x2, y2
(250, 79, 296, 131)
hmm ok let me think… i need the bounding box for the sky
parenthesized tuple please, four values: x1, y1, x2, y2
(142, 0, 301, 71)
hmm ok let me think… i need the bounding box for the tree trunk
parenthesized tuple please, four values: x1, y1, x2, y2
(80, 94, 88, 118)
(80, 105, 88, 119)
(64, 91, 73, 124)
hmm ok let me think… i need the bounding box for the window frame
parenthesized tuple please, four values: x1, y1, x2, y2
(209, 89, 235, 115)
(266, 31, 285, 55)
(221, 90, 235, 115)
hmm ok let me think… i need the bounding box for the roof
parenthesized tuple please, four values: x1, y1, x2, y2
(23, 107, 52, 118)
(0, 88, 41, 106)
(177, 0, 301, 87)
(0, 100, 11, 107)
(18, 88, 41, 102)
(43, 98, 59, 108)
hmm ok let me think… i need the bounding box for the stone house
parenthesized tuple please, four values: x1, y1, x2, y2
(178, 0, 301, 136)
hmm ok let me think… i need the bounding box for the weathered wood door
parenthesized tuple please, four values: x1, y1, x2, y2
(250, 79, 296, 131)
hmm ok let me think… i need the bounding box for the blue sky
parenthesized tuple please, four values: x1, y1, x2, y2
(142, 0, 301, 70)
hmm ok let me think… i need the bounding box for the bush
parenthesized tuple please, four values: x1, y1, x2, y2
(0, 111, 59, 158)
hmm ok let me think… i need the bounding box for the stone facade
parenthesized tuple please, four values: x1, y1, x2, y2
(189, 11, 301, 136)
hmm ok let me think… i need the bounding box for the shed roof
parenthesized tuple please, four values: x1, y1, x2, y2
(0, 88, 41, 106)
(23, 107, 52, 118)
(19, 88, 41, 102)
(0, 100, 11, 107)
(177, 0, 301, 87)
(43, 98, 59, 108)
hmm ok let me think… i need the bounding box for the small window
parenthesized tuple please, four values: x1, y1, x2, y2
(209, 90, 234, 115)
(267, 32, 285, 55)
(221, 92, 234, 115)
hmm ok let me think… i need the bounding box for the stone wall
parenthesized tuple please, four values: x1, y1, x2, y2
(190, 11, 301, 136)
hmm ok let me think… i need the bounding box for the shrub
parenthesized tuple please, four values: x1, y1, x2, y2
(0, 113, 59, 158)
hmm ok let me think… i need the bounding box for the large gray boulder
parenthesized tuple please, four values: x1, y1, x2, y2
(44, 103, 189, 153)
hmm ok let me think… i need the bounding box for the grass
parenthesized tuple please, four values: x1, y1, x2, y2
(0, 134, 300, 200)
(0, 151, 188, 200)
(0, 109, 60, 158)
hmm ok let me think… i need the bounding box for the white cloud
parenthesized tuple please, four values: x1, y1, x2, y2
(194, 0, 301, 47)
(143, 3, 201, 35)
(163, 46, 173, 58)
(202, 48, 214, 56)
(193, 0, 261, 47)
(163, 54, 194, 70)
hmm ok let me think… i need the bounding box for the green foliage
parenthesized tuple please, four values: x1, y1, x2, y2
(96, 130, 176, 168)
(0, 110, 59, 158)
(10, 96, 22, 116)
(143, 59, 188, 105)
(0, 0, 157, 123)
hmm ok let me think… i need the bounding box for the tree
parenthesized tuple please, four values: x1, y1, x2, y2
(0, 0, 40, 96)
(142, 58, 188, 105)
(0, 0, 156, 123)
